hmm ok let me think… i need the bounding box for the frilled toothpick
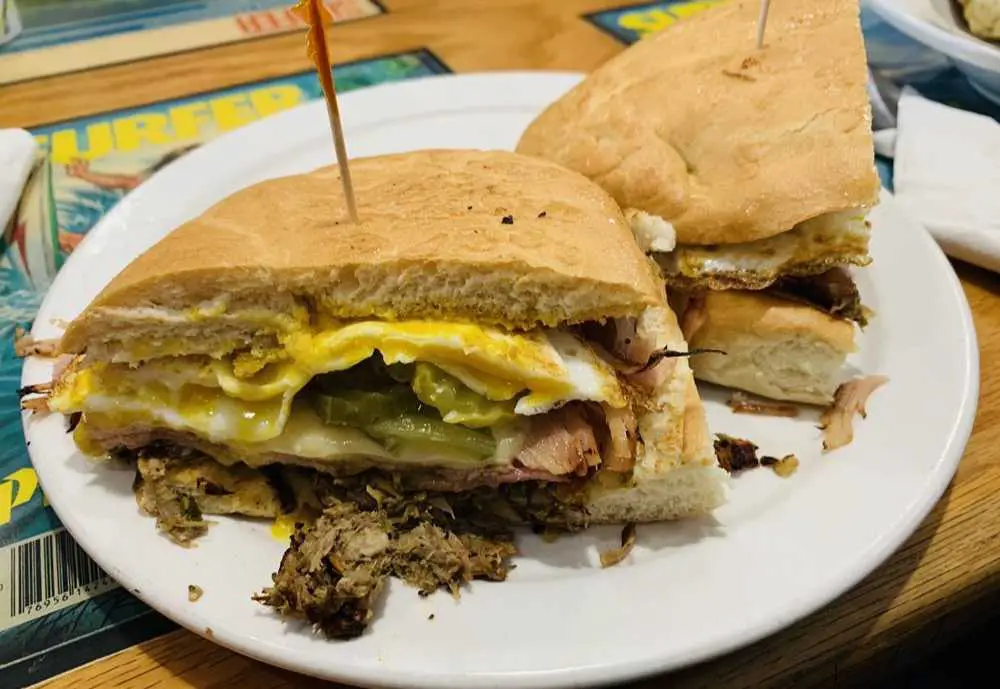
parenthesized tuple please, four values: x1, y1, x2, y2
(293, 0, 359, 223)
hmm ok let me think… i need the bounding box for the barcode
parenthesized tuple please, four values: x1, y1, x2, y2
(0, 529, 119, 631)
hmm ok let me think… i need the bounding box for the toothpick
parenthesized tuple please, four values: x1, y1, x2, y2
(756, 0, 771, 49)
(324, 79, 359, 225)
(294, 0, 359, 224)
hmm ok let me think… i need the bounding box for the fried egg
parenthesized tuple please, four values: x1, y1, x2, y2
(49, 320, 625, 447)
(658, 209, 872, 289)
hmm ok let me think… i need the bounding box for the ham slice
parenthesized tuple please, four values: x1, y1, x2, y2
(14, 327, 59, 358)
(820, 375, 889, 452)
(581, 318, 708, 392)
(76, 405, 606, 492)
(514, 406, 599, 477)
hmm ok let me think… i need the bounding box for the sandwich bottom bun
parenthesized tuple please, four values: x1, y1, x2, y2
(678, 290, 857, 406)
(586, 375, 729, 523)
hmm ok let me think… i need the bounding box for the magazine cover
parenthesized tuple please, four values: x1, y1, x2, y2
(0, 48, 449, 689)
(0, 0, 384, 83)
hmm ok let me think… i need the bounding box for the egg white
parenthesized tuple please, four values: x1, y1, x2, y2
(662, 209, 871, 284)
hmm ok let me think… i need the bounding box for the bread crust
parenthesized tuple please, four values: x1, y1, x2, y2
(61, 150, 663, 353)
(586, 306, 728, 523)
(516, 0, 880, 246)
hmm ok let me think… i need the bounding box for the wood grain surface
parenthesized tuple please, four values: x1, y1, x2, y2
(2, 1, 998, 688)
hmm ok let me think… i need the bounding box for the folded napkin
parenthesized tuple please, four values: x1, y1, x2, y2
(0, 0, 23, 46)
(0, 128, 37, 231)
(885, 87, 1000, 273)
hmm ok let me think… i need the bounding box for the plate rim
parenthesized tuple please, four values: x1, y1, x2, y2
(20, 70, 981, 689)
(868, 0, 1000, 71)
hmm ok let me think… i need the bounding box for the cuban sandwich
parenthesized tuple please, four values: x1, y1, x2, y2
(516, 0, 881, 405)
(25, 148, 728, 636)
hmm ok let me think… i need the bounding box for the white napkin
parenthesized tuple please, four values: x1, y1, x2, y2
(888, 87, 1000, 273)
(0, 0, 24, 46)
(0, 129, 37, 232)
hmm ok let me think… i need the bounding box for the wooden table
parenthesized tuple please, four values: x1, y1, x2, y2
(3, 1, 999, 687)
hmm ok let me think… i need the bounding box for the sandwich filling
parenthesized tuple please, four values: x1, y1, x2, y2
(627, 208, 872, 327)
(38, 308, 686, 637)
(652, 209, 871, 293)
(24, 147, 723, 639)
(48, 312, 672, 492)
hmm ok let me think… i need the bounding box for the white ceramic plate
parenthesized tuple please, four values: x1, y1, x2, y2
(21, 73, 978, 688)
(867, 0, 1000, 103)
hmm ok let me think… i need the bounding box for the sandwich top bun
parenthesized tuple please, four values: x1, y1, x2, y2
(61, 149, 664, 354)
(516, 0, 881, 246)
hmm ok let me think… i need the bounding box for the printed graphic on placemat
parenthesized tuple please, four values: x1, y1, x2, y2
(584, 0, 719, 44)
(0, 48, 449, 689)
(0, 529, 119, 633)
(0, 0, 385, 85)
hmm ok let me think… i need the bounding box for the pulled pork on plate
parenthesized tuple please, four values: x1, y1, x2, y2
(128, 448, 587, 638)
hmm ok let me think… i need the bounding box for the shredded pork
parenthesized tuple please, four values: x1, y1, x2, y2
(127, 444, 592, 536)
(18, 382, 52, 397)
(714, 434, 761, 473)
(18, 380, 54, 413)
(14, 327, 59, 358)
(19, 397, 50, 413)
(820, 375, 889, 452)
(254, 504, 391, 638)
(760, 455, 800, 478)
(252, 479, 526, 639)
(510, 406, 598, 477)
(727, 392, 800, 418)
(599, 522, 637, 568)
(124, 443, 593, 637)
(601, 405, 638, 473)
(133, 454, 286, 546)
(769, 268, 870, 326)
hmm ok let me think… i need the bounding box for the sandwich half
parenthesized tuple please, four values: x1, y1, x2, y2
(27, 149, 727, 636)
(516, 0, 880, 405)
